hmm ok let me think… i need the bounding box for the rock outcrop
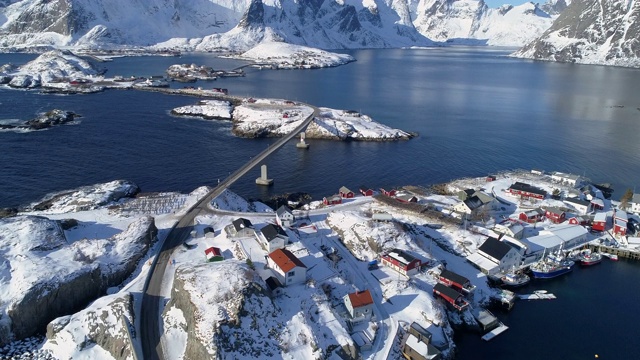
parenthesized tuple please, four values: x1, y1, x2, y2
(0, 109, 79, 131)
(0, 215, 156, 345)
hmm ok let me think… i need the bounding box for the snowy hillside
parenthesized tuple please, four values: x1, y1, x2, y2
(513, 0, 640, 67)
(0, 215, 156, 345)
(0, 0, 562, 51)
(233, 42, 355, 68)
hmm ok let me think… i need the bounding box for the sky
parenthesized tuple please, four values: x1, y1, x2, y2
(484, 0, 531, 9)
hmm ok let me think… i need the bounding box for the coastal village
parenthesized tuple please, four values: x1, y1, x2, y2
(3, 166, 640, 359)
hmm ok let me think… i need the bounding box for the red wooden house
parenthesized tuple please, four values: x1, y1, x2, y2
(569, 215, 590, 226)
(544, 207, 566, 224)
(323, 194, 342, 206)
(433, 283, 469, 312)
(438, 269, 475, 294)
(518, 208, 545, 223)
(339, 186, 355, 198)
(507, 182, 547, 200)
(205, 247, 223, 262)
(359, 186, 374, 197)
(613, 209, 628, 237)
(380, 188, 397, 197)
(381, 249, 422, 276)
(592, 212, 609, 232)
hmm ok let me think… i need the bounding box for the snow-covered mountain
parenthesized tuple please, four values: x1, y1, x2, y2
(513, 0, 640, 67)
(0, 0, 560, 51)
(414, 0, 556, 46)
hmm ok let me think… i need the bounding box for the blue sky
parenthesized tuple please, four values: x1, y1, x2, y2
(484, 0, 531, 9)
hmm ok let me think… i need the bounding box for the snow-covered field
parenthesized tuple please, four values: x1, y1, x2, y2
(232, 42, 355, 69)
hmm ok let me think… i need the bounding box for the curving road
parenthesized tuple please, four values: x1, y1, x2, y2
(140, 105, 318, 360)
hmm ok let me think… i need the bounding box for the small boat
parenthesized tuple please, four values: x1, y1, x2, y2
(501, 270, 530, 287)
(601, 252, 619, 261)
(579, 250, 602, 266)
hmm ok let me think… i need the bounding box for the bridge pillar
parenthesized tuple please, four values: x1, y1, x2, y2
(256, 164, 274, 186)
(296, 132, 309, 149)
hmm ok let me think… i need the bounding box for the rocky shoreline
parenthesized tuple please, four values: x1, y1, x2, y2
(0, 110, 80, 131)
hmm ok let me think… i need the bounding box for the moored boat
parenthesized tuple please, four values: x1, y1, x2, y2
(530, 258, 575, 279)
(601, 252, 619, 261)
(501, 271, 530, 287)
(579, 250, 602, 266)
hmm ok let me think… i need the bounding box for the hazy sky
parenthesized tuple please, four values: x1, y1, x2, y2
(484, 0, 531, 9)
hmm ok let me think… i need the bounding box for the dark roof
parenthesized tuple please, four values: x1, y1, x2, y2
(463, 196, 484, 210)
(508, 182, 547, 196)
(545, 207, 565, 216)
(439, 269, 470, 286)
(203, 226, 214, 234)
(385, 249, 418, 265)
(265, 276, 282, 291)
(276, 205, 292, 217)
(261, 224, 288, 242)
(359, 185, 372, 191)
(478, 237, 512, 261)
(409, 322, 432, 342)
(564, 197, 590, 206)
(433, 283, 462, 300)
(232, 218, 253, 232)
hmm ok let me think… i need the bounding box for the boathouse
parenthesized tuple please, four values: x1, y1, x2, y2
(438, 269, 475, 294)
(381, 249, 422, 276)
(518, 208, 545, 223)
(507, 182, 547, 200)
(380, 188, 397, 197)
(521, 224, 589, 261)
(433, 283, 469, 311)
(591, 198, 605, 211)
(266, 248, 307, 286)
(359, 186, 374, 196)
(343, 290, 374, 322)
(544, 207, 566, 224)
(323, 194, 342, 206)
(613, 209, 628, 237)
(592, 212, 609, 232)
(568, 215, 590, 226)
(276, 205, 295, 228)
(396, 194, 418, 203)
(204, 247, 223, 262)
(339, 186, 355, 198)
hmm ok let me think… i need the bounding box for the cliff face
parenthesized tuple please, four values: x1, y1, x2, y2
(0, 215, 156, 345)
(513, 0, 640, 67)
(44, 293, 136, 360)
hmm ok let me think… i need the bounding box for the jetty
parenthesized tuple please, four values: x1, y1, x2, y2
(473, 308, 509, 341)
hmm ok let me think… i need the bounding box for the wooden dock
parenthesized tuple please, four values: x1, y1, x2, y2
(481, 323, 509, 341)
(587, 244, 640, 261)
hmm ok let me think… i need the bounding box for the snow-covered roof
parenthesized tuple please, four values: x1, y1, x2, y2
(466, 252, 499, 272)
(405, 333, 431, 358)
(339, 186, 353, 194)
(615, 210, 628, 222)
(564, 197, 589, 207)
(523, 224, 587, 250)
(551, 171, 581, 181)
(594, 212, 608, 222)
(386, 249, 419, 265)
(633, 193, 640, 204)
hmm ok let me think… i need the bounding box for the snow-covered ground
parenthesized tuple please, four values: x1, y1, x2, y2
(231, 42, 355, 69)
(1, 168, 630, 359)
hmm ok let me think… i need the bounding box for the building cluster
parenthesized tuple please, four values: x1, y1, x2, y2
(322, 186, 417, 206)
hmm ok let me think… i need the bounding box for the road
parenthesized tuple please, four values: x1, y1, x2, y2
(140, 106, 318, 360)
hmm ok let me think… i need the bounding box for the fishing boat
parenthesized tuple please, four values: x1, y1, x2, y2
(579, 250, 602, 266)
(530, 250, 575, 279)
(501, 270, 530, 287)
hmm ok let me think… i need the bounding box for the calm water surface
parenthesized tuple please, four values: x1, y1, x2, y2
(1, 48, 640, 359)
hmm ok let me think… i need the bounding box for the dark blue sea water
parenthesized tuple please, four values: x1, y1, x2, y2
(1, 48, 640, 359)
(2, 48, 640, 209)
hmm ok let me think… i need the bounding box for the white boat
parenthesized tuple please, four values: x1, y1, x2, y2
(601, 252, 619, 261)
(501, 270, 530, 287)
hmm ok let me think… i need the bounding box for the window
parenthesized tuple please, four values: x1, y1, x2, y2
(288, 271, 295, 277)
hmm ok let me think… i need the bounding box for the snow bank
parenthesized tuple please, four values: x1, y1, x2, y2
(27, 180, 140, 213)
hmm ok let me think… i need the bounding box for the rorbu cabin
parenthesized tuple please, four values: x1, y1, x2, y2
(433, 283, 469, 312)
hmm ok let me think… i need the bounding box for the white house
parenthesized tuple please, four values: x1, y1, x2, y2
(467, 237, 521, 275)
(630, 193, 640, 214)
(266, 248, 307, 286)
(493, 222, 524, 240)
(225, 218, 255, 238)
(550, 171, 582, 187)
(276, 205, 295, 228)
(453, 196, 485, 216)
(343, 290, 374, 322)
(564, 197, 591, 215)
(256, 224, 288, 252)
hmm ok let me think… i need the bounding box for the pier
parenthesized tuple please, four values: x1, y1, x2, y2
(587, 244, 640, 261)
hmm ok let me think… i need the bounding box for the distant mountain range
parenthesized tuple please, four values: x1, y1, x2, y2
(0, 0, 557, 50)
(1, 0, 638, 67)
